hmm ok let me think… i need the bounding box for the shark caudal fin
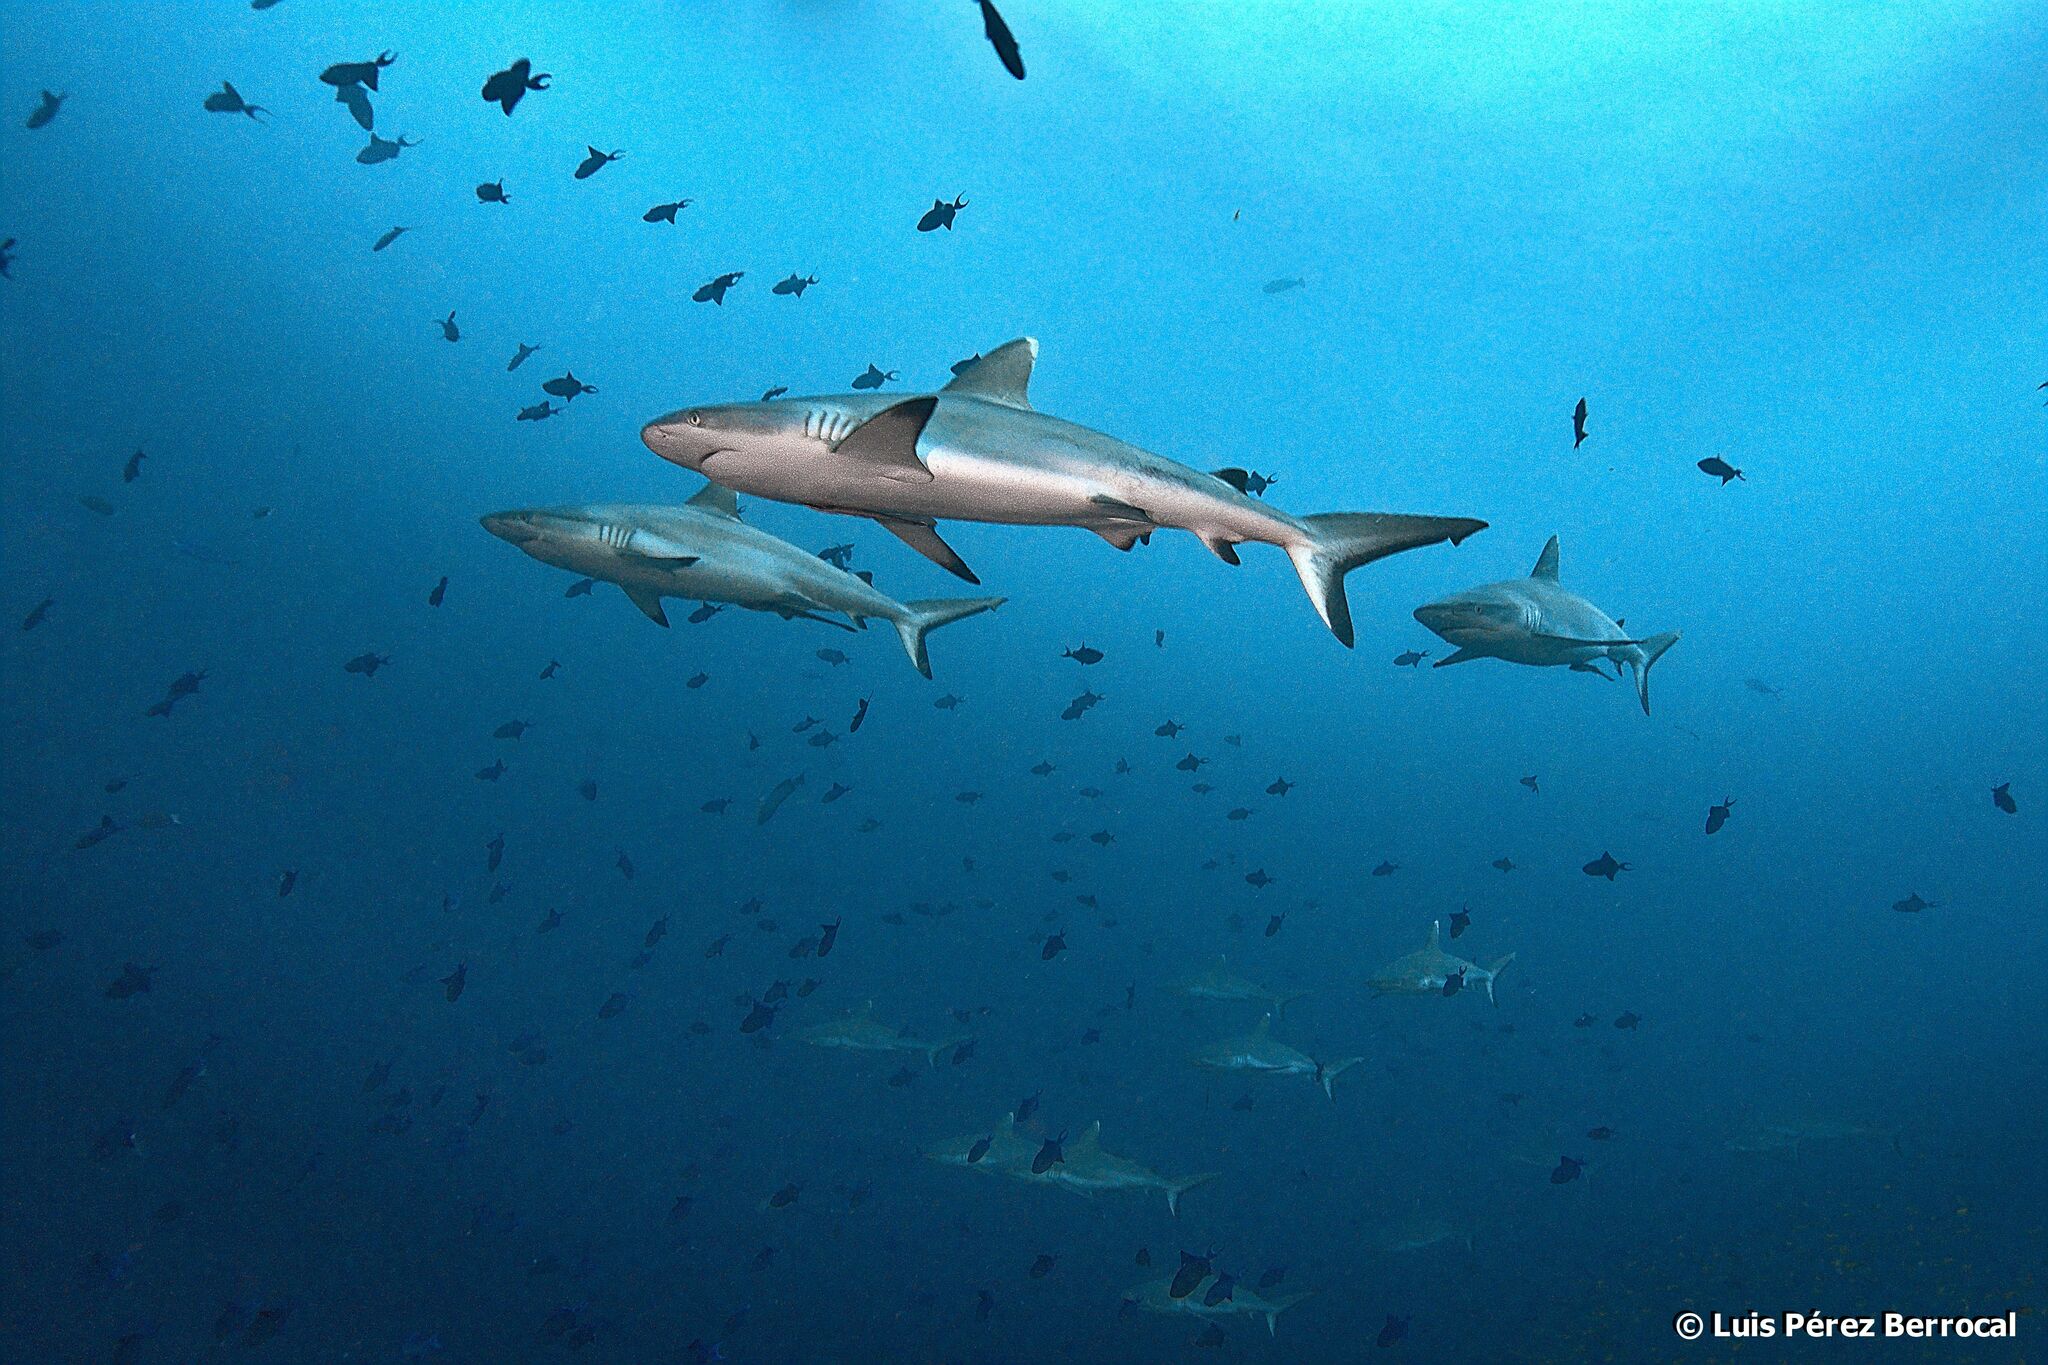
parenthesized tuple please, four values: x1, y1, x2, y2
(1316, 1056, 1364, 1099)
(1482, 953, 1516, 1006)
(1627, 631, 1681, 715)
(1286, 513, 1487, 647)
(1271, 990, 1311, 1020)
(891, 597, 1006, 677)
(1166, 1171, 1221, 1218)
(1265, 1292, 1315, 1337)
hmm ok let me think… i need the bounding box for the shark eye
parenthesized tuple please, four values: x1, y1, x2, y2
(685, 412, 704, 427)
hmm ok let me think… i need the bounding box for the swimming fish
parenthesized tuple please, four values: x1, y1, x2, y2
(918, 195, 968, 231)
(481, 59, 550, 116)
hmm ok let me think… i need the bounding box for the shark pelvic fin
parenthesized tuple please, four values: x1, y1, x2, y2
(874, 516, 979, 584)
(1531, 534, 1560, 580)
(687, 481, 741, 517)
(939, 337, 1036, 408)
(622, 584, 670, 626)
(836, 397, 936, 483)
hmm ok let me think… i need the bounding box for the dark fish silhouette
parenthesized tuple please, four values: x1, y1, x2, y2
(1262, 277, 1305, 294)
(1062, 644, 1104, 665)
(542, 373, 597, 401)
(1704, 797, 1734, 834)
(1550, 1155, 1584, 1184)
(517, 400, 561, 422)
(1378, 1314, 1410, 1347)
(1587, 1126, 1616, 1140)
(438, 311, 459, 341)
(358, 133, 420, 165)
(105, 963, 155, 998)
(616, 850, 635, 881)
(321, 53, 394, 91)
(817, 919, 840, 956)
(441, 964, 466, 1001)
(540, 659, 561, 678)
(26, 90, 67, 129)
(428, 576, 447, 607)
(757, 773, 804, 824)
(578, 778, 597, 801)
(1891, 892, 1935, 914)
(1203, 1273, 1236, 1307)
(1029, 1253, 1056, 1279)
(1393, 649, 1429, 667)
(486, 833, 504, 872)
(851, 364, 898, 389)
(643, 198, 692, 223)
(1170, 1250, 1214, 1299)
(1264, 913, 1284, 938)
(1031, 1132, 1065, 1173)
(75, 815, 121, 849)
(475, 759, 506, 781)
(481, 59, 550, 116)
(0, 237, 14, 277)
(1245, 869, 1274, 889)
(1992, 783, 2016, 814)
(1448, 907, 1471, 938)
(1267, 776, 1293, 795)
(1372, 860, 1398, 877)
(772, 273, 817, 296)
(372, 226, 409, 252)
(1041, 931, 1067, 960)
(917, 195, 968, 231)
(693, 272, 743, 304)
(1441, 968, 1466, 997)
(1582, 851, 1629, 880)
(335, 83, 374, 130)
(574, 146, 622, 179)
(1614, 1011, 1641, 1029)
(276, 868, 296, 897)
(344, 651, 391, 676)
(848, 697, 870, 732)
(976, 0, 1026, 79)
(475, 180, 510, 204)
(1697, 455, 1744, 485)
(1572, 397, 1588, 448)
(740, 999, 777, 1033)
(21, 596, 53, 630)
(688, 603, 722, 623)
(1521, 774, 1540, 792)
(761, 386, 789, 400)
(508, 342, 540, 370)
(204, 81, 266, 119)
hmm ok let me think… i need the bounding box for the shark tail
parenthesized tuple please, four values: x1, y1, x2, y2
(1165, 1171, 1221, 1218)
(1271, 990, 1311, 1020)
(1316, 1056, 1364, 1100)
(891, 597, 1006, 677)
(1287, 514, 1487, 647)
(1265, 1292, 1315, 1336)
(1482, 953, 1516, 1006)
(1626, 631, 1680, 715)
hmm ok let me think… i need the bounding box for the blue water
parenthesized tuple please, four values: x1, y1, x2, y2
(4, 4, 2044, 1361)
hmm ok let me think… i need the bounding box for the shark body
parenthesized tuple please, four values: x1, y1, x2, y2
(1367, 921, 1516, 1006)
(481, 484, 1002, 676)
(641, 339, 1485, 645)
(1123, 1275, 1313, 1337)
(799, 1002, 969, 1065)
(1169, 958, 1309, 1017)
(1189, 1015, 1361, 1099)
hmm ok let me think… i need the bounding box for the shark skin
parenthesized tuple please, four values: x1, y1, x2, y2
(1412, 534, 1679, 713)
(640, 338, 1486, 646)
(480, 483, 1003, 676)
(1367, 921, 1516, 1006)
(798, 1002, 970, 1065)
(1189, 1015, 1361, 1099)
(1022, 1121, 1220, 1217)
(1123, 1276, 1314, 1338)
(1169, 957, 1310, 1018)
(923, 1112, 1041, 1176)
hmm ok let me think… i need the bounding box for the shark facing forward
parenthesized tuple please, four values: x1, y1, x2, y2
(480, 483, 1004, 676)
(1412, 535, 1678, 713)
(924, 1115, 1218, 1216)
(1366, 921, 1516, 1006)
(640, 339, 1487, 646)
(1189, 1015, 1362, 1099)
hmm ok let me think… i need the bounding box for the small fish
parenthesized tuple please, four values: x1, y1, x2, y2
(1245, 869, 1273, 889)
(481, 59, 550, 116)
(1705, 797, 1735, 834)
(0, 237, 13, 278)
(335, 82, 373, 130)
(427, 575, 447, 607)
(81, 494, 115, 516)
(687, 672, 709, 688)
(1891, 892, 1935, 914)
(1264, 913, 1284, 938)
(1241, 470, 1277, 496)
(1521, 774, 1540, 793)
(693, 272, 743, 305)
(1393, 649, 1429, 667)
(1061, 689, 1103, 720)
(518, 401, 562, 421)
(851, 364, 898, 390)
(574, 146, 623, 179)
(767, 1183, 800, 1209)
(1031, 1132, 1066, 1173)
(1041, 931, 1067, 960)
(1448, 907, 1471, 938)
(848, 697, 870, 732)
(975, 1288, 995, 1321)
(276, 869, 297, 898)
(757, 773, 804, 824)
(475, 180, 511, 204)
(1492, 857, 1515, 872)
(1062, 644, 1103, 665)
(1613, 1011, 1641, 1029)
(1016, 1093, 1041, 1123)
(598, 992, 628, 1020)
(436, 310, 459, 341)
(1992, 782, 2016, 814)
(345, 652, 392, 677)
(321, 52, 395, 90)
(1378, 1314, 1409, 1347)
(1262, 276, 1305, 294)
(1169, 1250, 1214, 1300)
(817, 919, 840, 956)
(1028, 1253, 1056, 1279)
(1572, 397, 1588, 448)
(565, 578, 595, 597)
(26, 90, 67, 129)
(1267, 776, 1293, 795)
(1372, 860, 1398, 877)
(1441, 968, 1466, 997)
(761, 386, 789, 400)
(1203, 1274, 1236, 1307)
(105, 963, 155, 998)
(538, 908, 562, 933)
(508, 343, 540, 371)
(356, 133, 420, 165)
(441, 964, 466, 1001)
(475, 759, 506, 781)
(578, 779, 598, 802)
(917, 195, 968, 231)
(1550, 1155, 1584, 1184)
(816, 648, 849, 666)
(643, 198, 693, 223)
(934, 693, 963, 710)
(75, 815, 121, 849)
(1744, 678, 1781, 697)
(687, 603, 722, 624)
(203, 81, 266, 119)
(21, 596, 54, 631)
(542, 373, 598, 401)
(976, 0, 1026, 79)
(616, 850, 635, 881)
(1696, 455, 1745, 485)
(771, 273, 820, 298)
(1582, 851, 1629, 880)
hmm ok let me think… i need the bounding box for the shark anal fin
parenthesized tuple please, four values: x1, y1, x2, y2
(1199, 533, 1241, 565)
(874, 515, 979, 584)
(622, 584, 670, 626)
(836, 397, 936, 483)
(1092, 523, 1150, 552)
(1432, 647, 1486, 667)
(939, 337, 1036, 408)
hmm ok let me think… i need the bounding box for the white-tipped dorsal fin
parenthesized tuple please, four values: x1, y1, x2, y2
(1531, 535, 1560, 581)
(857, 999, 875, 1017)
(1254, 1013, 1273, 1037)
(1426, 920, 1441, 950)
(688, 481, 740, 518)
(1001, 1111, 1017, 1133)
(940, 337, 1037, 409)
(1073, 1120, 1101, 1153)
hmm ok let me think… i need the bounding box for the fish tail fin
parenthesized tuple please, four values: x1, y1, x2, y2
(1287, 513, 1487, 647)
(892, 597, 1005, 677)
(1316, 1056, 1363, 1099)
(1266, 1292, 1314, 1336)
(1627, 631, 1681, 714)
(1166, 1171, 1220, 1218)
(1483, 953, 1516, 1006)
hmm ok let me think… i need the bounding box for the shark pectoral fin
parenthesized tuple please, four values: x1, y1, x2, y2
(687, 481, 741, 517)
(836, 397, 937, 483)
(875, 516, 979, 584)
(1432, 647, 1486, 667)
(621, 584, 670, 626)
(939, 337, 1036, 408)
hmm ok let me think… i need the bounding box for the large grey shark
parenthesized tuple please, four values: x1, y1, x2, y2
(1123, 1275, 1314, 1338)
(1026, 1120, 1220, 1217)
(923, 1112, 1041, 1176)
(640, 338, 1487, 645)
(1412, 534, 1679, 713)
(798, 1001, 970, 1065)
(1168, 957, 1310, 1017)
(1366, 920, 1516, 1006)
(1189, 1015, 1362, 1099)
(480, 483, 1003, 676)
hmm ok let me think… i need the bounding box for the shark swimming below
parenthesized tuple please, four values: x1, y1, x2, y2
(1123, 1274, 1313, 1338)
(480, 484, 1003, 676)
(798, 1002, 970, 1065)
(640, 338, 1486, 646)
(1189, 1015, 1361, 1098)
(1412, 534, 1678, 713)
(1168, 957, 1309, 1017)
(925, 1115, 1218, 1216)
(1366, 920, 1516, 1005)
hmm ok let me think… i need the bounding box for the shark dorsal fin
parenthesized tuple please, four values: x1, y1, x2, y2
(836, 398, 936, 483)
(1002, 1111, 1017, 1133)
(940, 337, 1037, 409)
(688, 481, 740, 518)
(1072, 1120, 1101, 1154)
(1531, 535, 1560, 581)
(1253, 1014, 1273, 1037)
(856, 999, 875, 1018)
(1426, 920, 1441, 951)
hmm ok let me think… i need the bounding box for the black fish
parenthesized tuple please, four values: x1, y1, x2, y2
(643, 198, 692, 223)
(574, 146, 622, 179)
(335, 83, 374, 130)
(517, 401, 560, 422)
(438, 310, 459, 340)
(917, 195, 968, 231)
(1582, 851, 1628, 879)
(1029, 1253, 1056, 1279)
(852, 364, 898, 390)
(772, 273, 818, 296)
(1891, 892, 1935, 914)
(1394, 649, 1429, 667)
(1041, 931, 1067, 960)
(848, 697, 870, 732)
(1705, 797, 1734, 834)
(1521, 774, 1540, 793)
(976, 0, 1025, 79)
(440, 964, 466, 1001)
(565, 578, 594, 597)
(1032, 1132, 1065, 1173)
(508, 343, 540, 371)
(1169, 1250, 1214, 1299)
(966, 1135, 991, 1164)
(476, 180, 511, 204)
(1378, 1314, 1409, 1347)
(1203, 1273, 1236, 1307)
(616, 850, 635, 881)
(598, 992, 628, 1019)
(975, 1288, 995, 1321)
(1613, 1011, 1641, 1029)
(1257, 1266, 1285, 1289)
(762, 386, 789, 400)
(428, 575, 447, 606)
(1264, 913, 1284, 938)
(768, 1183, 800, 1209)
(1062, 644, 1103, 664)
(693, 272, 743, 304)
(817, 918, 840, 956)
(1572, 397, 1588, 448)
(203, 81, 266, 119)
(481, 59, 550, 116)
(26, 90, 67, 129)
(1550, 1155, 1584, 1184)
(321, 52, 395, 91)
(1697, 455, 1745, 485)
(740, 1000, 776, 1033)
(21, 596, 54, 630)
(476, 759, 506, 781)
(276, 868, 297, 898)
(578, 779, 597, 802)
(1441, 968, 1465, 997)
(542, 372, 597, 401)
(0, 237, 13, 277)
(1992, 782, 2016, 814)
(1587, 1126, 1616, 1140)
(75, 815, 120, 849)
(538, 908, 562, 933)
(1448, 907, 1471, 938)
(1372, 860, 1398, 876)
(106, 963, 155, 998)
(345, 651, 392, 676)
(1245, 869, 1274, 889)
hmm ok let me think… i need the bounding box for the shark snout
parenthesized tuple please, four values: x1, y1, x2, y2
(480, 511, 540, 544)
(641, 412, 711, 469)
